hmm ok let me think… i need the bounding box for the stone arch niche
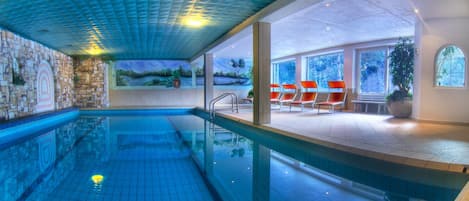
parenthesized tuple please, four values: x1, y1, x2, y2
(36, 61, 55, 113)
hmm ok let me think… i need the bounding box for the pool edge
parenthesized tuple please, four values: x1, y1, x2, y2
(203, 109, 469, 174)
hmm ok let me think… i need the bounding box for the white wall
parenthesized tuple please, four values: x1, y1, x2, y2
(109, 87, 250, 107)
(110, 88, 204, 107)
(413, 18, 469, 123)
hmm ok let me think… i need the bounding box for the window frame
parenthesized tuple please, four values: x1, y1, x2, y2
(355, 46, 393, 96)
(433, 44, 467, 89)
(303, 50, 345, 91)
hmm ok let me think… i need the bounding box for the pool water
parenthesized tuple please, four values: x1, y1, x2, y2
(1, 110, 468, 201)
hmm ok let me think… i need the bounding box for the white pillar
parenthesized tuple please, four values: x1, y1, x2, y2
(295, 56, 302, 84)
(191, 64, 197, 88)
(412, 20, 423, 120)
(204, 53, 214, 111)
(253, 22, 271, 125)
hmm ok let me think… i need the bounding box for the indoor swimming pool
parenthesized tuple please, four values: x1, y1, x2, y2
(0, 109, 468, 201)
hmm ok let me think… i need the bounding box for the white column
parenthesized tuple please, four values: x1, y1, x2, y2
(343, 47, 354, 92)
(295, 56, 302, 84)
(253, 22, 271, 125)
(412, 20, 423, 120)
(191, 64, 197, 88)
(204, 53, 214, 111)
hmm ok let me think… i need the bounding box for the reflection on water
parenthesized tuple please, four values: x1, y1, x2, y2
(0, 115, 213, 201)
(186, 117, 468, 201)
(1, 113, 468, 201)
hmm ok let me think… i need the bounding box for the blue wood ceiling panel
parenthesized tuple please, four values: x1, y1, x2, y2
(0, 0, 274, 59)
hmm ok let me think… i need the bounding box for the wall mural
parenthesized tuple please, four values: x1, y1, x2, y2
(36, 61, 55, 113)
(213, 58, 252, 86)
(113, 60, 203, 88)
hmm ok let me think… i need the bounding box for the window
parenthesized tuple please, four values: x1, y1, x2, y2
(358, 48, 388, 94)
(435, 45, 466, 87)
(271, 60, 296, 84)
(305, 52, 344, 89)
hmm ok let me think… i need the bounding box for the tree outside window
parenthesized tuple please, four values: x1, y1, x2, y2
(272, 60, 296, 84)
(359, 49, 387, 94)
(435, 46, 466, 87)
(306, 52, 344, 89)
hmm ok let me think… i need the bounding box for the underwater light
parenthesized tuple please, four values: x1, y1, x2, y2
(91, 174, 104, 185)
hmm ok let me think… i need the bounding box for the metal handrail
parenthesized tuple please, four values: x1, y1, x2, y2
(209, 92, 239, 120)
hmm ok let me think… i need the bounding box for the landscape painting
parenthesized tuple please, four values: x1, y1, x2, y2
(114, 60, 203, 87)
(213, 58, 252, 86)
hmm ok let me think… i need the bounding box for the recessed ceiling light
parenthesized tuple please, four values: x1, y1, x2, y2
(325, 3, 331, 7)
(86, 46, 104, 55)
(413, 8, 419, 14)
(182, 15, 207, 28)
(325, 26, 331, 32)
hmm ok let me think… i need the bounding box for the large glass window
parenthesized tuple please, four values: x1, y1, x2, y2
(358, 48, 388, 94)
(271, 60, 296, 84)
(435, 45, 466, 87)
(306, 52, 344, 89)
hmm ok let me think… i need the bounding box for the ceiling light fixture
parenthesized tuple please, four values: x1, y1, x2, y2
(86, 46, 104, 56)
(182, 15, 206, 28)
(325, 3, 331, 7)
(325, 26, 331, 32)
(413, 8, 419, 14)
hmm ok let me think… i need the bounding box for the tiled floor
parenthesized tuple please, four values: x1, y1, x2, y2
(219, 107, 469, 173)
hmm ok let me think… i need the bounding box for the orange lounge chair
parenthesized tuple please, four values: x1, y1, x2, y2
(279, 84, 298, 109)
(289, 81, 318, 111)
(270, 84, 282, 105)
(317, 81, 347, 113)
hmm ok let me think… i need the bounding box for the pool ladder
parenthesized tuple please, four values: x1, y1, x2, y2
(209, 92, 239, 120)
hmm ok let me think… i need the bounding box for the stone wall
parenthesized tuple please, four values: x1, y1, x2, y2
(74, 57, 108, 108)
(0, 29, 74, 121)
